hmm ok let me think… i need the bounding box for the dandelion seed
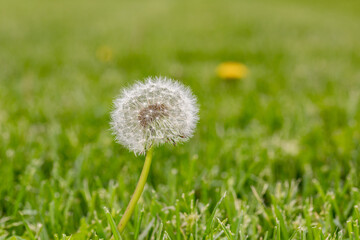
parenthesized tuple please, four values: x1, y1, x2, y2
(111, 76, 199, 155)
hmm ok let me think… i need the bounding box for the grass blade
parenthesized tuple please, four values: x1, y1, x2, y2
(104, 207, 122, 240)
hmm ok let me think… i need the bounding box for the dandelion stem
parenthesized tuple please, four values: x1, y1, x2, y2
(117, 146, 154, 233)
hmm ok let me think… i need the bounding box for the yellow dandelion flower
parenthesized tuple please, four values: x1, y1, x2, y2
(216, 62, 249, 80)
(96, 45, 113, 63)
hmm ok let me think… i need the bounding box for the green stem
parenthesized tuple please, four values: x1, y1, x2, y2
(117, 147, 154, 233)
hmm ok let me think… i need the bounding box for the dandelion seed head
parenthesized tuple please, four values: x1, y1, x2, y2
(111, 76, 199, 155)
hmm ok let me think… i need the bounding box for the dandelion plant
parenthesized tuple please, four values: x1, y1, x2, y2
(110, 76, 199, 233)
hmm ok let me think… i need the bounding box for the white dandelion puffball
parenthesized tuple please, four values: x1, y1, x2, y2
(111, 76, 199, 155)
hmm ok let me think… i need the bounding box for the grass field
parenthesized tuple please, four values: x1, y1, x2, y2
(1, 0, 360, 239)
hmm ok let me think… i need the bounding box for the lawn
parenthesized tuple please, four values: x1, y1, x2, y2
(1, 0, 360, 239)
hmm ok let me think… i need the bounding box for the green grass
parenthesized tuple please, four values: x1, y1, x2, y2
(1, 0, 360, 239)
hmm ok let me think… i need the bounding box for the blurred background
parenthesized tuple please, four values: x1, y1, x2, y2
(1, 0, 360, 239)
